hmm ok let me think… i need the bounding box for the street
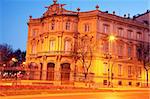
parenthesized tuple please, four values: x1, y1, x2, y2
(1, 91, 150, 99)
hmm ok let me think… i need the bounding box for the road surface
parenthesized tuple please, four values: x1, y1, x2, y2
(1, 91, 150, 99)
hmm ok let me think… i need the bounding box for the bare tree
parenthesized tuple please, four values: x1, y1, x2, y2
(78, 35, 94, 81)
(0, 43, 13, 66)
(137, 42, 150, 87)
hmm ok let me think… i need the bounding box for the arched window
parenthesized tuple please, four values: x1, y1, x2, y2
(64, 39, 71, 51)
(49, 39, 55, 51)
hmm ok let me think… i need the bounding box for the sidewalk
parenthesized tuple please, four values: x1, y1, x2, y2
(0, 85, 149, 97)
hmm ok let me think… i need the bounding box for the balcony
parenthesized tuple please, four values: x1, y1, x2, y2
(30, 51, 73, 57)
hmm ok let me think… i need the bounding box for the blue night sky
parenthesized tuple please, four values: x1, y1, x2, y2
(0, 0, 149, 51)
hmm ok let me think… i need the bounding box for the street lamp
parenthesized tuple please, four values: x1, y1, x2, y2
(12, 58, 18, 63)
(109, 35, 116, 41)
(107, 35, 116, 87)
(11, 58, 18, 82)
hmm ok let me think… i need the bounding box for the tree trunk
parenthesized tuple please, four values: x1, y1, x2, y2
(146, 70, 149, 87)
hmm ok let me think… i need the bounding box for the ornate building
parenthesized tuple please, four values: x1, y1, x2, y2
(26, 0, 150, 87)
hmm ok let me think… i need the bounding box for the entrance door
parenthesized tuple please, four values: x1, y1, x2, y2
(47, 63, 55, 81)
(61, 63, 70, 81)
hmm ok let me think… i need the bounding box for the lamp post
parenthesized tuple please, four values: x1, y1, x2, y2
(107, 35, 116, 87)
(11, 58, 18, 83)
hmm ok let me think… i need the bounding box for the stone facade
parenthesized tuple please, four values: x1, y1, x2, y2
(26, 1, 150, 87)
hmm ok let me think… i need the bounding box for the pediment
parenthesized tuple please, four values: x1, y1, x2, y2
(43, 3, 77, 17)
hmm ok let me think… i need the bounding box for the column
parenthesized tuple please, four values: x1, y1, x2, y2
(70, 63, 74, 83)
(42, 59, 47, 80)
(54, 62, 61, 85)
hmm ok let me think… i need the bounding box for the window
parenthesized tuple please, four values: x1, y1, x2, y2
(84, 24, 90, 32)
(128, 46, 132, 57)
(103, 62, 108, 74)
(31, 29, 38, 37)
(31, 44, 36, 54)
(102, 41, 109, 53)
(66, 22, 70, 30)
(49, 39, 55, 51)
(127, 30, 133, 39)
(103, 80, 107, 85)
(118, 45, 123, 56)
(103, 24, 109, 34)
(118, 28, 124, 37)
(137, 32, 142, 40)
(136, 82, 140, 87)
(118, 81, 122, 86)
(128, 82, 132, 86)
(51, 22, 55, 30)
(138, 67, 142, 77)
(118, 64, 122, 76)
(64, 40, 71, 51)
(128, 66, 132, 76)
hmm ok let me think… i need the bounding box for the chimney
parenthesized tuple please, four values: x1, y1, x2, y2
(29, 16, 32, 19)
(77, 8, 80, 12)
(105, 11, 108, 13)
(128, 13, 130, 18)
(113, 11, 115, 15)
(124, 14, 126, 18)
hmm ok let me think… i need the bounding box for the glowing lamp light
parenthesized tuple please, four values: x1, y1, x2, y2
(22, 62, 26, 65)
(12, 58, 18, 62)
(109, 35, 116, 41)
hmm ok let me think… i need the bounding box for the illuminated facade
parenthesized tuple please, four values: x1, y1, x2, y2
(26, 1, 150, 87)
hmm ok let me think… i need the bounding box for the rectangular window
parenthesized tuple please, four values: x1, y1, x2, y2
(102, 41, 109, 53)
(136, 82, 140, 87)
(118, 81, 122, 86)
(103, 24, 109, 34)
(64, 40, 71, 51)
(31, 29, 38, 37)
(118, 64, 122, 76)
(51, 22, 55, 30)
(103, 62, 108, 74)
(66, 22, 70, 30)
(84, 24, 90, 32)
(118, 45, 123, 56)
(128, 82, 132, 86)
(137, 32, 142, 40)
(103, 80, 107, 85)
(128, 66, 132, 76)
(127, 30, 133, 39)
(31, 45, 36, 54)
(138, 67, 142, 77)
(128, 46, 132, 57)
(118, 28, 124, 37)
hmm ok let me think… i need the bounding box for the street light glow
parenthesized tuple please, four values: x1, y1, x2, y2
(22, 62, 26, 65)
(12, 58, 18, 62)
(109, 35, 116, 41)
